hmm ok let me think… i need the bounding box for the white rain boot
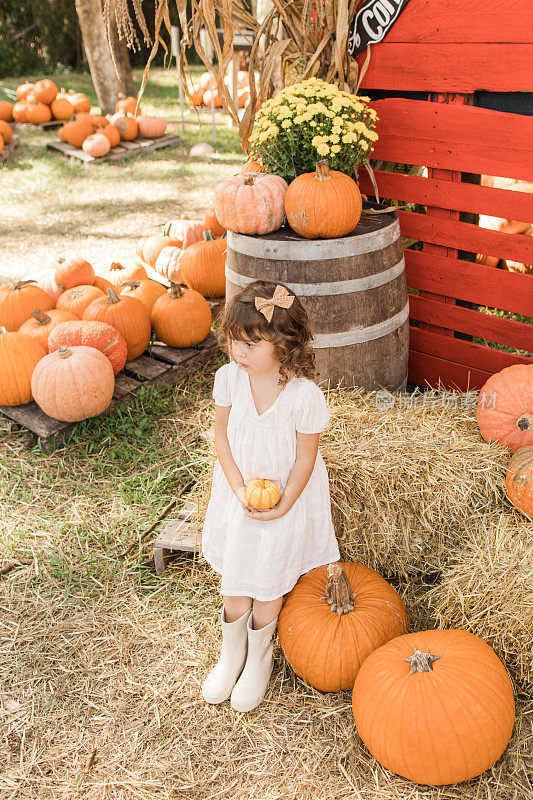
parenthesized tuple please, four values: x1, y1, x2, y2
(202, 607, 252, 704)
(230, 615, 277, 713)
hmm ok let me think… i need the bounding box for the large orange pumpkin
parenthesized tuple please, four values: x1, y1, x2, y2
(31, 345, 115, 422)
(0, 328, 46, 406)
(0, 120, 13, 144)
(285, 160, 363, 239)
(48, 320, 128, 375)
(0, 101, 14, 122)
(278, 562, 407, 693)
(505, 446, 533, 517)
(83, 287, 151, 361)
(476, 364, 533, 452)
(178, 232, 227, 297)
(119, 279, 166, 315)
(16, 82, 34, 101)
(99, 124, 120, 148)
(137, 115, 166, 138)
(0, 280, 54, 331)
(66, 91, 91, 114)
(59, 116, 94, 148)
(55, 257, 95, 291)
(12, 101, 30, 123)
(18, 309, 78, 351)
(50, 97, 74, 120)
(115, 94, 140, 116)
(26, 102, 52, 124)
(56, 285, 105, 318)
(352, 629, 515, 786)
(32, 79, 58, 105)
(113, 113, 138, 141)
(204, 207, 226, 237)
(214, 173, 288, 235)
(151, 286, 212, 347)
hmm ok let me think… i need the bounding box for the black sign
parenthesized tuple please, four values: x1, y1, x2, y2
(348, 0, 411, 58)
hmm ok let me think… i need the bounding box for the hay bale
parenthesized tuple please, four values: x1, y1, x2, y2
(425, 511, 533, 687)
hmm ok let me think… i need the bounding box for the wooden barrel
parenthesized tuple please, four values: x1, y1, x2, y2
(226, 210, 409, 390)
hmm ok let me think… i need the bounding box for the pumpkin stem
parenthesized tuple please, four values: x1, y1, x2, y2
(106, 287, 121, 304)
(517, 413, 533, 431)
(169, 284, 185, 299)
(243, 176, 255, 186)
(57, 257, 65, 264)
(121, 281, 140, 290)
(163, 222, 171, 237)
(203, 230, 215, 241)
(316, 160, 331, 181)
(109, 262, 124, 272)
(404, 648, 442, 675)
(31, 310, 52, 326)
(12, 280, 36, 291)
(58, 346, 72, 359)
(325, 563, 355, 615)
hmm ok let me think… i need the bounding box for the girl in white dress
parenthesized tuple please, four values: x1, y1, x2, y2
(201, 280, 340, 712)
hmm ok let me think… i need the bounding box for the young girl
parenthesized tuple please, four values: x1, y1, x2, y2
(201, 280, 340, 712)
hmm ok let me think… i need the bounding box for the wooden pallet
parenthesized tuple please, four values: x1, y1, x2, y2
(14, 120, 64, 131)
(0, 135, 19, 164)
(46, 133, 182, 164)
(154, 498, 202, 574)
(0, 331, 219, 450)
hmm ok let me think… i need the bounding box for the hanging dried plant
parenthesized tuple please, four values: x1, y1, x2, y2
(103, 0, 364, 151)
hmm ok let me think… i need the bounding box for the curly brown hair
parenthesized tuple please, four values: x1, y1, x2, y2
(219, 281, 316, 385)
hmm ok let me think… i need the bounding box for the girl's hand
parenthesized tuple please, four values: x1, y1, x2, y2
(235, 485, 252, 510)
(244, 496, 290, 521)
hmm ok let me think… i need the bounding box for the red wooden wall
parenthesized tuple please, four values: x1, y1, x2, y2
(356, 0, 533, 390)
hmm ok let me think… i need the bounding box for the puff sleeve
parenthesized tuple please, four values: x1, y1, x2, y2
(295, 381, 329, 434)
(212, 363, 233, 407)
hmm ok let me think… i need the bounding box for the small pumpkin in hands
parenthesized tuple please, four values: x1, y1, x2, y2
(505, 446, 533, 517)
(0, 327, 46, 406)
(245, 478, 281, 510)
(477, 364, 533, 451)
(151, 285, 212, 348)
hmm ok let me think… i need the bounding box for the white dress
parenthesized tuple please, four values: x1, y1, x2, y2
(202, 360, 340, 601)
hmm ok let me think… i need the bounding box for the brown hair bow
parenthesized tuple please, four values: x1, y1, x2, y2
(254, 285, 295, 323)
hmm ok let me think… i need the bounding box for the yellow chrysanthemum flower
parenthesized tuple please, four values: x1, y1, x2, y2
(281, 119, 292, 129)
(360, 140, 369, 151)
(316, 143, 330, 156)
(331, 145, 341, 154)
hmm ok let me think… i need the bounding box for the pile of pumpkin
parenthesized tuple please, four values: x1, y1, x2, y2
(7, 79, 91, 125)
(189, 70, 258, 109)
(0, 257, 212, 423)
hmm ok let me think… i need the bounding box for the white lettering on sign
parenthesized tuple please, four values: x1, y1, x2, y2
(349, 0, 409, 56)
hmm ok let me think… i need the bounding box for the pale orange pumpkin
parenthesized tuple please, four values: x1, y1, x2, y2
(0, 101, 14, 122)
(505, 446, 533, 517)
(151, 286, 212, 347)
(16, 82, 34, 101)
(12, 101, 30, 123)
(140, 235, 183, 268)
(26, 102, 52, 124)
(244, 478, 280, 510)
(163, 217, 206, 248)
(0, 120, 13, 144)
(48, 320, 127, 375)
(477, 364, 533, 452)
(279, 562, 408, 692)
(50, 97, 73, 120)
(204, 207, 226, 237)
(32, 79, 58, 105)
(0, 280, 54, 331)
(82, 133, 111, 158)
(56, 285, 105, 318)
(31, 345, 115, 421)
(119, 279, 166, 314)
(98, 260, 148, 287)
(214, 173, 288, 235)
(23, 268, 62, 303)
(285, 160, 363, 239)
(202, 88, 222, 107)
(66, 91, 91, 114)
(137, 115, 166, 138)
(55, 257, 95, 291)
(83, 287, 151, 361)
(115, 94, 140, 116)
(178, 231, 227, 297)
(0, 327, 46, 406)
(154, 246, 182, 283)
(18, 309, 78, 351)
(352, 629, 515, 786)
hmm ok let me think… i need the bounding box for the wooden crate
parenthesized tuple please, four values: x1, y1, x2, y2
(154, 498, 202, 574)
(46, 133, 182, 164)
(0, 135, 19, 164)
(0, 332, 219, 450)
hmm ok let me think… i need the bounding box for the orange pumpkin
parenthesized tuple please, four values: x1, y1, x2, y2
(237, 87, 249, 108)
(285, 160, 363, 239)
(0, 135, 4, 156)
(12, 101, 30, 123)
(26, 102, 52, 124)
(31, 345, 115, 422)
(137, 115, 166, 138)
(477, 364, 533, 452)
(204, 207, 226, 237)
(0, 327, 46, 405)
(16, 82, 34, 101)
(113, 112, 138, 141)
(50, 97, 74, 120)
(141, 235, 183, 268)
(505, 446, 533, 517)
(0, 120, 13, 144)
(119, 279, 166, 314)
(83, 287, 151, 361)
(163, 217, 206, 248)
(92, 275, 114, 293)
(99, 124, 120, 148)
(56, 285, 105, 318)
(48, 320, 128, 375)
(115, 94, 140, 116)
(202, 88, 221, 107)
(151, 286, 212, 348)
(178, 231, 227, 297)
(245, 478, 280, 510)
(98, 260, 148, 287)
(66, 91, 91, 113)
(214, 173, 288, 235)
(0, 280, 54, 331)
(191, 85, 206, 106)
(18, 309, 78, 351)
(23, 268, 61, 304)
(154, 246, 182, 283)
(82, 133, 111, 158)
(32, 79, 58, 105)
(352, 629, 515, 785)
(279, 562, 408, 693)
(59, 117, 94, 148)
(55, 257, 95, 291)
(238, 159, 266, 176)
(0, 101, 14, 122)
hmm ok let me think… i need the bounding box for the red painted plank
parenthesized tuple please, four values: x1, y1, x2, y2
(404, 250, 533, 318)
(408, 350, 490, 391)
(358, 171, 533, 224)
(409, 327, 533, 373)
(368, 100, 533, 181)
(398, 211, 533, 263)
(374, 0, 533, 44)
(358, 43, 533, 93)
(408, 295, 533, 351)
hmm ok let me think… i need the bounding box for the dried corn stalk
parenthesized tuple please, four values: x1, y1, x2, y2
(104, 0, 364, 150)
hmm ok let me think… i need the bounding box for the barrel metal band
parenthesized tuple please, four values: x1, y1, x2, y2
(312, 301, 410, 348)
(225, 257, 405, 296)
(227, 219, 400, 260)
